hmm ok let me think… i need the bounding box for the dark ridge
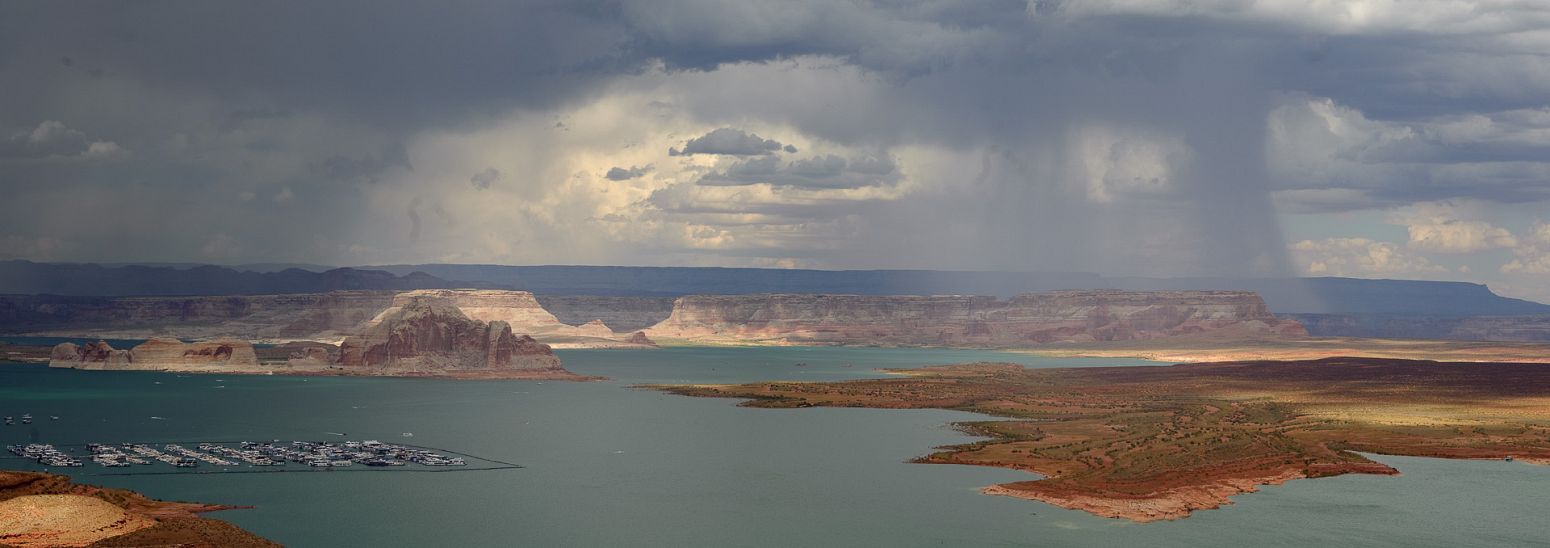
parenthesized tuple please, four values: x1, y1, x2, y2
(0, 260, 501, 296)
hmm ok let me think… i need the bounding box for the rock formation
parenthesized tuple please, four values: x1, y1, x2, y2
(385, 289, 623, 340)
(49, 339, 259, 370)
(130, 338, 260, 367)
(337, 297, 562, 372)
(48, 341, 131, 369)
(270, 341, 336, 366)
(645, 291, 1306, 346)
(626, 331, 657, 346)
(0, 290, 639, 347)
(576, 319, 615, 338)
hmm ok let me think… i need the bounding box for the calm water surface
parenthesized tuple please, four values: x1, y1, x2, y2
(2, 346, 1546, 547)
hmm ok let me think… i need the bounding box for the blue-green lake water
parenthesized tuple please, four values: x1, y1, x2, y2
(2, 346, 1547, 547)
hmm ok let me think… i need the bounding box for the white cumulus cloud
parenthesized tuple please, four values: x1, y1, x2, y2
(1290, 237, 1447, 277)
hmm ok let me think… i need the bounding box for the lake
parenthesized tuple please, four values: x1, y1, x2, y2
(2, 346, 1546, 547)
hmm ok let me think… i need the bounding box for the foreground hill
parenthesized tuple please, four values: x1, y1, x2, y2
(0, 470, 275, 547)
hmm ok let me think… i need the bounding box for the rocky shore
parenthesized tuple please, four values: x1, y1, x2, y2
(0, 470, 275, 547)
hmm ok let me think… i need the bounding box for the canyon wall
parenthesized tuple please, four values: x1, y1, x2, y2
(0, 290, 634, 345)
(1, 292, 398, 340)
(534, 296, 676, 332)
(15, 289, 1323, 351)
(645, 291, 1306, 346)
(1290, 314, 1550, 342)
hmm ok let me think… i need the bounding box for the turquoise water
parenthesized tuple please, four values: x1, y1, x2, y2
(2, 347, 1547, 547)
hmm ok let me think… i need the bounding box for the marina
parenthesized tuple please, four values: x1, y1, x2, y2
(5, 440, 484, 473)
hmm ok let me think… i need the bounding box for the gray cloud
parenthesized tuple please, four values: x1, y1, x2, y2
(319, 143, 411, 184)
(669, 128, 790, 156)
(697, 153, 899, 189)
(604, 165, 652, 181)
(470, 167, 501, 189)
(0, 121, 116, 159)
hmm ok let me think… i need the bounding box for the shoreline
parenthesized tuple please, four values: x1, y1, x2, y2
(0, 470, 276, 547)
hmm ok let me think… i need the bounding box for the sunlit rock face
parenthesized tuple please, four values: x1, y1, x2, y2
(646, 290, 1305, 345)
(337, 298, 561, 372)
(129, 338, 260, 367)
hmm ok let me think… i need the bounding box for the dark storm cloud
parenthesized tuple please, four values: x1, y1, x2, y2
(318, 144, 411, 184)
(1, 0, 1547, 278)
(0, 1, 638, 132)
(669, 128, 790, 156)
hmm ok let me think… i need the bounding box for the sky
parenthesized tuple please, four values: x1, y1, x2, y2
(1, 1, 1549, 301)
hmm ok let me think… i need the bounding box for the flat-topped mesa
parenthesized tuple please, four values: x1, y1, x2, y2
(49, 338, 260, 370)
(645, 290, 1306, 346)
(338, 297, 562, 372)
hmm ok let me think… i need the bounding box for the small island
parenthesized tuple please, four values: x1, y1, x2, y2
(653, 358, 1550, 522)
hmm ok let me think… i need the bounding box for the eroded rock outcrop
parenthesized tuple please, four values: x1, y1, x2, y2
(130, 338, 259, 367)
(645, 291, 1306, 346)
(48, 341, 131, 369)
(337, 298, 563, 372)
(49, 339, 259, 370)
(626, 331, 657, 346)
(271, 341, 336, 366)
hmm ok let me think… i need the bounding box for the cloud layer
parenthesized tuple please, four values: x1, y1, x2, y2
(2, 1, 1548, 300)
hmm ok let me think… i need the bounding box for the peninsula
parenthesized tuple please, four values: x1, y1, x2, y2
(654, 358, 1550, 522)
